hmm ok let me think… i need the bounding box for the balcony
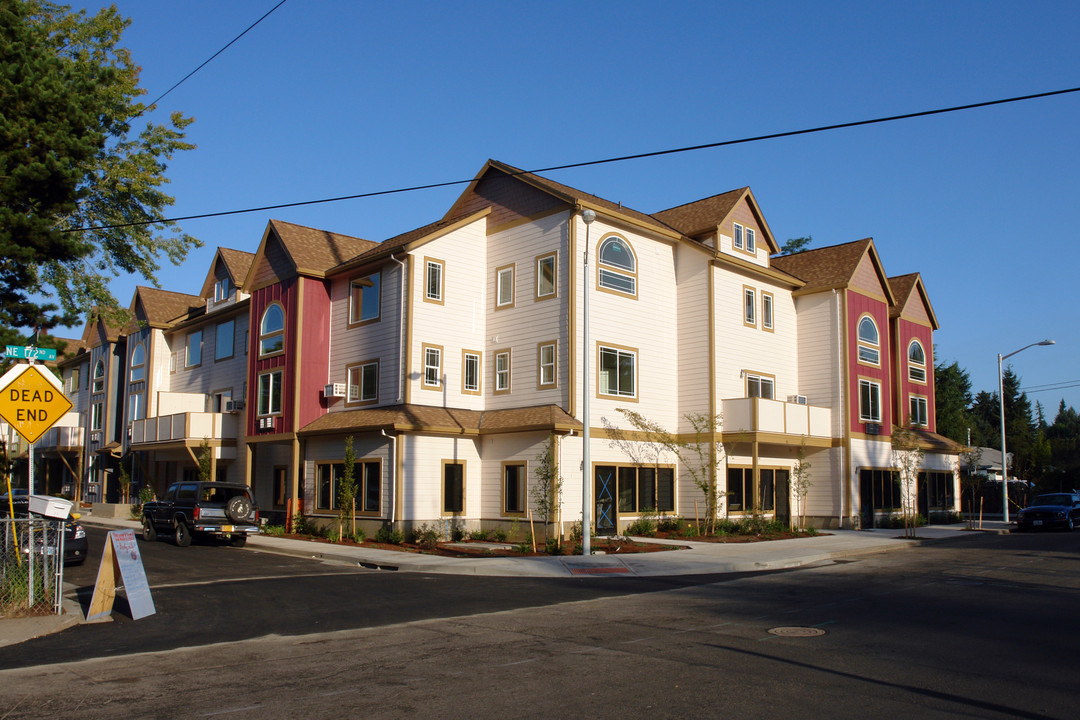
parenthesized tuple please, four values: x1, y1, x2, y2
(130, 412, 239, 450)
(721, 397, 833, 443)
(34, 425, 85, 452)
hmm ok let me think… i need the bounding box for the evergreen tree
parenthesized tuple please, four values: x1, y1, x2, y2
(0, 0, 199, 332)
(933, 359, 973, 444)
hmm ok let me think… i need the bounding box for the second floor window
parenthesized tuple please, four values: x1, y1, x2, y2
(259, 304, 285, 356)
(536, 253, 556, 299)
(496, 265, 515, 308)
(495, 350, 511, 394)
(538, 343, 556, 388)
(463, 351, 481, 395)
(423, 345, 442, 388)
(859, 379, 882, 423)
(216, 320, 234, 361)
(762, 293, 774, 331)
(258, 370, 283, 416)
(910, 396, 928, 427)
(130, 342, 145, 382)
(746, 373, 774, 400)
(599, 345, 636, 398)
(348, 361, 379, 404)
(91, 401, 103, 431)
(425, 258, 444, 303)
(744, 288, 756, 326)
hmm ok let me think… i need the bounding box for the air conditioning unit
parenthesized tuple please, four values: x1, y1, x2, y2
(865, 423, 880, 435)
(225, 400, 245, 413)
(259, 417, 275, 430)
(788, 395, 808, 405)
(324, 383, 347, 398)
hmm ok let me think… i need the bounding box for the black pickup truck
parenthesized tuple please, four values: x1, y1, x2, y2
(141, 481, 260, 547)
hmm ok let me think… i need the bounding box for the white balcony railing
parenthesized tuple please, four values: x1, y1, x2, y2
(33, 425, 85, 450)
(721, 397, 832, 438)
(130, 412, 239, 445)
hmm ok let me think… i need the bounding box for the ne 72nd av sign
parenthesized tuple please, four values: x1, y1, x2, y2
(0, 364, 72, 444)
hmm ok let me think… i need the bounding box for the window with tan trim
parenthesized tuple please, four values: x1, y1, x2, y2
(442, 460, 465, 515)
(347, 360, 379, 404)
(598, 343, 636, 399)
(496, 264, 515, 309)
(421, 344, 442, 389)
(349, 272, 381, 325)
(494, 349, 511, 394)
(503, 462, 527, 516)
(761, 292, 774, 331)
(745, 372, 775, 399)
(316, 459, 381, 514)
(857, 315, 880, 365)
(535, 252, 556, 300)
(423, 257, 444, 304)
(733, 223, 744, 250)
(909, 395, 928, 427)
(743, 287, 756, 326)
(462, 350, 481, 396)
(745, 227, 756, 253)
(597, 463, 675, 513)
(908, 340, 927, 383)
(597, 235, 637, 297)
(538, 341, 557, 389)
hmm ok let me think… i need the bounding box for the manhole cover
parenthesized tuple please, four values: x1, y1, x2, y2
(768, 626, 826, 637)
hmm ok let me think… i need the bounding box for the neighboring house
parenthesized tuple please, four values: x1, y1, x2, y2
(34, 159, 960, 530)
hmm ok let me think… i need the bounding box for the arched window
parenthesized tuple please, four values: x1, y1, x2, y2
(908, 340, 926, 382)
(259, 303, 285, 356)
(129, 342, 145, 382)
(597, 235, 636, 296)
(857, 315, 880, 365)
(92, 359, 105, 393)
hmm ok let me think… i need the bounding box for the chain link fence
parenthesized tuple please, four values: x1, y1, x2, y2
(0, 518, 65, 617)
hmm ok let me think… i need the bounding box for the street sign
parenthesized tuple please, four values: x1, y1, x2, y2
(5, 345, 57, 362)
(0, 364, 72, 444)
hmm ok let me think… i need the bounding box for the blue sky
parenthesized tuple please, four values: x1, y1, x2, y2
(71, 0, 1080, 415)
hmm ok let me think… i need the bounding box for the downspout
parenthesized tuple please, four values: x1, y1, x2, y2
(381, 429, 397, 525)
(835, 289, 845, 528)
(390, 254, 406, 404)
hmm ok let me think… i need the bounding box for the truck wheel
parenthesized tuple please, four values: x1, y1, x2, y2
(175, 521, 193, 547)
(225, 495, 253, 523)
(142, 517, 158, 542)
(229, 535, 248, 548)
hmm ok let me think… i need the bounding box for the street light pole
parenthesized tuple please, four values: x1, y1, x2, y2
(581, 209, 596, 556)
(998, 339, 1055, 523)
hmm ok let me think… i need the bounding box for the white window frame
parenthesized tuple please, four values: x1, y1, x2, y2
(597, 235, 637, 297)
(598, 345, 636, 399)
(761, 292, 774, 331)
(733, 223, 744, 250)
(462, 351, 481, 395)
(857, 315, 880, 366)
(257, 370, 283, 416)
(746, 227, 756, 253)
(92, 360, 105, 394)
(536, 253, 557, 300)
(743, 287, 756, 326)
(91, 401, 103, 431)
(496, 264, 515, 309)
(424, 258, 444, 304)
(348, 361, 379, 404)
(538, 342, 556, 389)
(908, 340, 927, 383)
(746, 373, 775, 400)
(129, 342, 145, 382)
(494, 350, 511, 394)
(214, 277, 231, 303)
(859, 379, 882, 423)
(909, 396, 929, 427)
(259, 304, 285, 357)
(422, 344, 442, 389)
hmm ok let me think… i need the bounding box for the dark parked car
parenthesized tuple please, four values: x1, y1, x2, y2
(0, 493, 89, 565)
(141, 481, 259, 547)
(1016, 492, 1080, 531)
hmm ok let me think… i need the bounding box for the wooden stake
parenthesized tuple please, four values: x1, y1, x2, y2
(695, 499, 700, 535)
(528, 509, 536, 552)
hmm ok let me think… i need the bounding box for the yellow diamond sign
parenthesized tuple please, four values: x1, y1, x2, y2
(0, 364, 73, 444)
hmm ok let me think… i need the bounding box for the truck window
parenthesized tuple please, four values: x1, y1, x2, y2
(165, 485, 179, 502)
(178, 484, 198, 500)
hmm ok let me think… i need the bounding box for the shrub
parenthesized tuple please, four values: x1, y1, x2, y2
(263, 524, 286, 536)
(492, 528, 508, 543)
(451, 525, 465, 542)
(410, 523, 441, 549)
(625, 516, 656, 537)
(545, 537, 563, 555)
(657, 515, 684, 533)
(374, 526, 404, 545)
(469, 529, 490, 541)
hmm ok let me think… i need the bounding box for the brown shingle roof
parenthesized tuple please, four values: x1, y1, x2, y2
(269, 220, 379, 275)
(887, 274, 918, 318)
(218, 247, 255, 283)
(911, 428, 964, 454)
(299, 403, 582, 436)
(651, 188, 747, 236)
(132, 287, 204, 328)
(770, 238, 873, 292)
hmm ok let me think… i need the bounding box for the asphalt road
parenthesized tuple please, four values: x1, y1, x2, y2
(2, 526, 1079, 718)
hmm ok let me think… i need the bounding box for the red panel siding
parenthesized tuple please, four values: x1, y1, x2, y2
(847, 291, 892, 436)
(894, 319, 935, 433)
(248, 280, 296, 436)
(298, 278, 332, 430)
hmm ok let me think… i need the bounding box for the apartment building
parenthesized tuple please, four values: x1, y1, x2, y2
(37, 159, 960, 531)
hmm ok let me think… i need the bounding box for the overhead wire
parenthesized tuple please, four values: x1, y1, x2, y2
(67, 83, 1080, 233)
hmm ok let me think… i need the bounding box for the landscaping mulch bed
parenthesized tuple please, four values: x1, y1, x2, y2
(650, 529, 827, 544)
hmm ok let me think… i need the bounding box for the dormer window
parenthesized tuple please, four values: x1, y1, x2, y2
(597, 235, 636, 296)
(214, 277, 232, 303)
(259, 303, 285, 356)
(908, 340, 926, 382)
(129, 342, 145, 382)
(92, 359, 105, 394)
(857, 316, 880, 365)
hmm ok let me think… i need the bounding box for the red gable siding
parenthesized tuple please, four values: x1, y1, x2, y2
(847, 290, 892, 436)
(297, 278, 332, 430)
(248, 279, 296, 436)
(894, 319, 935, 433)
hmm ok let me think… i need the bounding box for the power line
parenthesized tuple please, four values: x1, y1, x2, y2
(142, 0, 290, 112)
(69, 83, 1080, 233)
(1022, 381, 1080, 395)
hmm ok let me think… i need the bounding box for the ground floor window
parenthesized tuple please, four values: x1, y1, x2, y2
(316, 459, 381, 513)
(443, 461, 465, 514)
(503, 462, 526, 515)
(599, 465, 674, 513)
(861, 468, 901, 511)
(728, 467, 788, 514)
(920, 471, 954, 511)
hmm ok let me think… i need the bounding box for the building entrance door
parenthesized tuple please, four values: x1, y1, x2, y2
(594, 466, 617, 535)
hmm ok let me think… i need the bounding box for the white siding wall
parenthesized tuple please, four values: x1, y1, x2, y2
(328, 260, 405, 409)
(803, 446, 841, 522)
(675, 242, 711, 425)
(793, 292, 843, 433)
(712, 267, 800, 405)
(485, 213, 568, 410)
(165, 308, 250, 407)
(477, 431, 551, 520)
(407, 220, 488, 408)
(400, 434, 482, 524)
(303, 433, 394, 519)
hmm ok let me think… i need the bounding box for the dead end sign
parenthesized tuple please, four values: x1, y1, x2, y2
(0, 364, 72, 444)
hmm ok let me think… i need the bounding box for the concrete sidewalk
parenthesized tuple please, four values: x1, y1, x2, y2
(0, 514, 1008, 648)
